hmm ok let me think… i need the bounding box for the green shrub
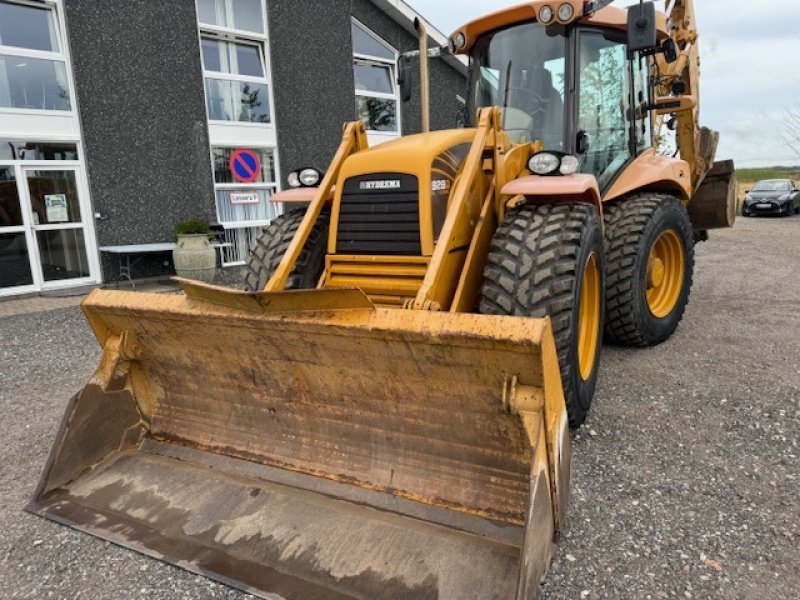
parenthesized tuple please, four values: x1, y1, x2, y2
(175, 217, 211, 237)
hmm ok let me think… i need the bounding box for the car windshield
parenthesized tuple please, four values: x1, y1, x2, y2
(752, 180, 792, 192)
(468, 21, 566, 148)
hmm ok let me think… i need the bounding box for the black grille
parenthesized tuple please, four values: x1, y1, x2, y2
(337, 173, 421, 255)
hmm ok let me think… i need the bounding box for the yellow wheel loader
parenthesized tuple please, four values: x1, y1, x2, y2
(29, 1, 735, 598)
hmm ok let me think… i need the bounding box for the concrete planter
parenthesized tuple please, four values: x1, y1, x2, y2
(173, 234, 216, 283)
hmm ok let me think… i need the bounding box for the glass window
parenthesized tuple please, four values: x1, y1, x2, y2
(205, 79, 270, 122)
(0, 141, 78, 161)
(0, 232, 34, 287)
(0, 167, 22, 227)
(37, 228, 89, 281)
(355, 96, 397, 132)
(352, 20, 394, 60)
(633, 54, 652, 155)
(201, 37, 264, 77)
(577, 32, 631, 190)
(198, 0, 264, 35)
(0, 1, 59, 52)
(0, 54, 70, 111)
(26, 170, 82, 225)
(212, 147, 276, 184)
(351, 21, 399, 136)
(354, 63, 393, 94)
(468, 21, 567, 147)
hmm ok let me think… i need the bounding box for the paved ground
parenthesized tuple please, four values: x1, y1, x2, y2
(0, 217, 797, 599)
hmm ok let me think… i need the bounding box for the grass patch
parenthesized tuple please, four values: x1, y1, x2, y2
(736, 166, 800, 182)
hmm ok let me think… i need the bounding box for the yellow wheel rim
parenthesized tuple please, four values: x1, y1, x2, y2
(578, 252, 601, 381)
(646, 230, 685, 318)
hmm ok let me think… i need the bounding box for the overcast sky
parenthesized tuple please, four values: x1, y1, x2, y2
(408, 0, 799, 167)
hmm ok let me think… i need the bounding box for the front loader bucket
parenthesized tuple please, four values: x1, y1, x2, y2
(28, 279, 570, 600)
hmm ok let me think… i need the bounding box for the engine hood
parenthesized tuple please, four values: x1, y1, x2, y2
(337, 129, 475, 183)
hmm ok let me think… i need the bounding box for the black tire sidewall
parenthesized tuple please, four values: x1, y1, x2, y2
(568, 215, 606, 416)
(630, 202, 694, 345)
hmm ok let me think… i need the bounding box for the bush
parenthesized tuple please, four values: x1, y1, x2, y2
(175, 217, 211, 237)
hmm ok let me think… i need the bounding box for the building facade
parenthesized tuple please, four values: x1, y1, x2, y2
(0, 0, 466, 296)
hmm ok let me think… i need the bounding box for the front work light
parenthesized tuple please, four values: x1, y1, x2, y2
(529, 152, 561, 175)
(528, 152, 581, 176)
(299, 168, 321, 187)
(538, 5, 554, 24)
(557, 3, 574, 22)
(288, 168, 322, 188)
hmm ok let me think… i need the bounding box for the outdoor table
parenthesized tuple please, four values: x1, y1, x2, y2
(99, 243, 176, 289)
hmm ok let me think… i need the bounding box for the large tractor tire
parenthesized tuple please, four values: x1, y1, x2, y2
(603, 193, 694, 347)
(479, 203, 605, 428)
(243, 207, 329, 291)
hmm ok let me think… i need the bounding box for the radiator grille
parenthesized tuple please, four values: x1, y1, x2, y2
(337, 173, 420, 255)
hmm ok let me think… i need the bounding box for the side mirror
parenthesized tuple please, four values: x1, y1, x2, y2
(397, 55, 412, 103)
(627, 1, 657, 54)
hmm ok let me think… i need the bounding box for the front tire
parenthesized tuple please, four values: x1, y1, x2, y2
(604, 194, 694, 347)
(243, 207, 329, 291)
(479, 204, 605, 428)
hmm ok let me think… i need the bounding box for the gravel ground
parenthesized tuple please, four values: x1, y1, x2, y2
(0, 216, 798, 599)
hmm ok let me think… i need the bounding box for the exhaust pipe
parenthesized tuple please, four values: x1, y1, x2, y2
(414, 18, 430, 132)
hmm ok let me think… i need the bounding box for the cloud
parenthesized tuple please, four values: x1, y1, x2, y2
(408, 0, 800, 166)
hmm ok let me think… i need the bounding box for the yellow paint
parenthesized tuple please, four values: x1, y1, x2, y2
(578, 253, 601, 381)
(646, 230, 685, 318)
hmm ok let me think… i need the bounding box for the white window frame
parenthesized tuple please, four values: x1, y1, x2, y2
(0, 0, 74, 118)
(351, 18, 402, 144)
(196, 0, 282, 267)
(197, 0, 275, 131)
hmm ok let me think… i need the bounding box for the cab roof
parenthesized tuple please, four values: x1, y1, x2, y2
(452, 1, 668, 54)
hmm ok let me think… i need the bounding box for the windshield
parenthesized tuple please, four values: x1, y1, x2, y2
(468, 22, 566, 148)
(752, 180, 792, 192)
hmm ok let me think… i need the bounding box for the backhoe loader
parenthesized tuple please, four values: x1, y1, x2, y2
(29, 1, 735, 598)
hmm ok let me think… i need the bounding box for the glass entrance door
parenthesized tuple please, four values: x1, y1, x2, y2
(0, 165, 35, 292)
(22, 167, 92, 285)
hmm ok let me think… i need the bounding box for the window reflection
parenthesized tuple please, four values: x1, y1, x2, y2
(205, 79, 269, 123)
(355, 96, 397, 132)
(198, 0, 264, 34)
(0, 54, 70, 111)
(37, 228, 89, 282)
(0, 232, 33, 287)
(0, 1, 59, 52)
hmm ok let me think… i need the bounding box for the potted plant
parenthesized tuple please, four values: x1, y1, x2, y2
(173, 217, 216, 283)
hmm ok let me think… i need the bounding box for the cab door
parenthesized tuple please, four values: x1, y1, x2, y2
(574, 31, 634, 192)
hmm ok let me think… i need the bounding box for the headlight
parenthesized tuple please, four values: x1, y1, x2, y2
(299, 168, 321, 187)
(528, 152, 580, 176)
(778, 193, 790, 201)
(529, 152, 561, 175)
(559, 155, 580, 175)
(538, 5, 554, 24)
(450, 31, 466, 51)
(288, 168, 321, 188)
(557, 3, 574, 22)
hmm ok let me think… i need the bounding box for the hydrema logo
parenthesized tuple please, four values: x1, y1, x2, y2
(360, 179, 401, 190)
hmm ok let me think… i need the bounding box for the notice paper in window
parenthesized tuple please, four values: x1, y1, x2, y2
(44, 194, 69, 222)
(230, 191, 260, 205)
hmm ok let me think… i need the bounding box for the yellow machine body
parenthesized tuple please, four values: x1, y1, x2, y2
(29, 1, 732, 599)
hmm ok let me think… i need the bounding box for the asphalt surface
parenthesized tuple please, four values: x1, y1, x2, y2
(0, 216, 798, 599)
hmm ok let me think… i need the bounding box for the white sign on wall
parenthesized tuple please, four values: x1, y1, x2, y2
(229, 191, 260, 205)
(44, 194, 69, 222)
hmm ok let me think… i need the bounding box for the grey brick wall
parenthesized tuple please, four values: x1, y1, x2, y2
(65, 0, 215, 280)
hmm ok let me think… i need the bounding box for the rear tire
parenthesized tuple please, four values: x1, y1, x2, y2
(243, 207, 329, 291)
(479, 204, 605, 428)
(603, 194, 694, 347)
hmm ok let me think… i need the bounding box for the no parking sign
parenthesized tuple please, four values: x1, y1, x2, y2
(229, 148, 261, 183)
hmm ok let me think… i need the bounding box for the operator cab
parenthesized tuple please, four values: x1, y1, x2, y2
(467, 19, 653, 192)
